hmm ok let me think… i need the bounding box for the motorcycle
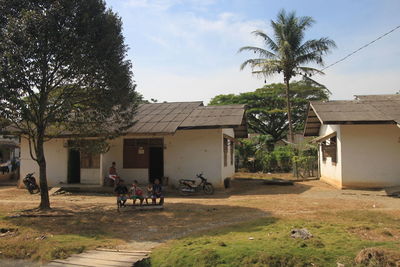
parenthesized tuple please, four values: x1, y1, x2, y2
(178, 173, 214, 195)
(23, 173, 40, 194)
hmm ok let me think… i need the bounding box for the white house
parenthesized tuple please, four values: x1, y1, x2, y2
(19, 102, 248, 188)
(304, 94, 400, 189)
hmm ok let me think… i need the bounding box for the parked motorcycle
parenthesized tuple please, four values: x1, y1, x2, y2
(178, 173, 214, 195)
(23, 173, 40, 194)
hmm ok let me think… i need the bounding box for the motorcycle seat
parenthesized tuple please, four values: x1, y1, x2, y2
(180, 179, 195, 183)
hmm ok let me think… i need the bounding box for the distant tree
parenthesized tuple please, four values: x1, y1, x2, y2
(0, 0, 139, 209)
(210, 81, 329, 143)
(239, 9, 335, 142)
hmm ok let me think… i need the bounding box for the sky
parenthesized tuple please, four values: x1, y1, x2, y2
(105, 0, 400, 104)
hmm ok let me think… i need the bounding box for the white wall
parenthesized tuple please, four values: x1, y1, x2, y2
(221, 128, 235, 181)
(80, 168, 100, 184)
(164, 128, 224, 187)
(341, 124, 400, 188)
(20, 128, 235, 188)
(20, 137, 68, 186)
(319, 124, 343, 188)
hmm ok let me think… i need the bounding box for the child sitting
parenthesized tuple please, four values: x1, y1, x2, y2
(152, 179, 164, 205)
(130, 180, 144, 205)
(146, 183, 153, 204)
(114, 181, 129, 207)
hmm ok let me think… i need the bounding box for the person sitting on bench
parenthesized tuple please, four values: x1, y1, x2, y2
(151, 179, 164, 205)
(130, 180, 144, 205)
(145, 182, 153, 204)
(114, 180, 128, 207)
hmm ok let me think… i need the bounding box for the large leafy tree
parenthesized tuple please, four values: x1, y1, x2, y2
(239, 9, 335, 142)
(0, 0, 139, 209)
(210, 81, 329, 143)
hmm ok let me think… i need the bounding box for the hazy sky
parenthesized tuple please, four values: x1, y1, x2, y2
(105, 0, 400, 103)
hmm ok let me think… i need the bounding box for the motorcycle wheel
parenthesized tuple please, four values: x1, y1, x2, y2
(29, 186, 40, 194)
(178, 184, 191, 196)
(203, 183, 214, 195)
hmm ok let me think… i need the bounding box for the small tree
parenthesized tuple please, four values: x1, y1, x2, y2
(210, 81, 329, 144)
(0, 0, 139, 209)
(239, 9, 335, 142)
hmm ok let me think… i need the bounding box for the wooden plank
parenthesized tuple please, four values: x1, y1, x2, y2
(51, 257, 138, 267)
(48, 187, 62, 196)
(71, 254, 143, 263)
(95, 248, 151, 254)
(119, 205, 163, 211)
(79, 251, 147, 258)
(50, 260, 104, 267)
(46, 263, 76, 267)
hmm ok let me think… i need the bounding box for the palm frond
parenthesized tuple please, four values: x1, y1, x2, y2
(251, 30, 279, 52)
(302, 75, 332, 94)
(240, 58, 269, 70)
(297, 16, 315, 30)
(295, 66, 325, 76)
(252, 60, 282, 77)
(238, 46, 276, 59)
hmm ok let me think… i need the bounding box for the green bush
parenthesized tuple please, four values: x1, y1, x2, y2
(236, 135, 317, 176)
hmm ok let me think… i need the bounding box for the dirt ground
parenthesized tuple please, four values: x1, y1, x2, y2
(0, 178, 399, 252)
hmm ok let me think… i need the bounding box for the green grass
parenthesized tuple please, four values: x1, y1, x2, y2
(149, 211, 400, 267)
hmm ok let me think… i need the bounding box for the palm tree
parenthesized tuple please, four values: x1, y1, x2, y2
(239, 9, 336, 142)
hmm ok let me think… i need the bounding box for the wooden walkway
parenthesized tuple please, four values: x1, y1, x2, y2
(45, 248, 149, 267)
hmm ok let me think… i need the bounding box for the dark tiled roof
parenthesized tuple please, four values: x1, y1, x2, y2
(180, 105, 246, 128)
(126, 102, 247, 137)
(127, 102, 203, 134)
(2, 102, 248, 138)
(304, 94, 400, 136)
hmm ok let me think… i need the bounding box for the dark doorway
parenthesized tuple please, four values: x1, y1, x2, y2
(149, 147, 164, 183)
(68, 149, 80, 183)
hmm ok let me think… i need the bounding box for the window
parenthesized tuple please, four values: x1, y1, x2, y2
(80, 152, 100, 168)
(223, 138, 228, 167)
(321, 136, 337, 164)
(123, 139, 149, 168)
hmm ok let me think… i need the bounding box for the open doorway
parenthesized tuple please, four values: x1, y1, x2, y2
(67, 149, 80, 183)
(149, 146, 163, 183)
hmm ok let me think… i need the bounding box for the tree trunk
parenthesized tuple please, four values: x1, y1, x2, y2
(36, 133, 50, 209)
(285, 79, 294, 143)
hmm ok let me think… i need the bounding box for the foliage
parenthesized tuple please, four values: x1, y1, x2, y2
(149, 211, 400, 267)
(210, 81, 329, 143)
(0, 0, 139, 208)
(239, 9, 335, 142)
(236, 134, 317, 175)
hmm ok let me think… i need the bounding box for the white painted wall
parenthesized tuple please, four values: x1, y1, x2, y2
(341, 124, 400, 188)
(20, 128, 235, 188)
(319, 124, 342, 188)
(80, 168, 100, 184)
(20, 137, 68, 186)
(164, 128, 224, 187)
(221, 128, 235, 181)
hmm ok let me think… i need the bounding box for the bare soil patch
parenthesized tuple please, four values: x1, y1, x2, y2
(0, 174, 399, 263)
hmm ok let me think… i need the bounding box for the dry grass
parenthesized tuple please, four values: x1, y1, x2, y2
(0, 173, 399, 264)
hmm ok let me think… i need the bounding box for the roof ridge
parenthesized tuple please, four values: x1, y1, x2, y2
(140, 101, 203, 105)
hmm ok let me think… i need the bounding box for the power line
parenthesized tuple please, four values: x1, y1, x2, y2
(321, 24, 400, 71)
